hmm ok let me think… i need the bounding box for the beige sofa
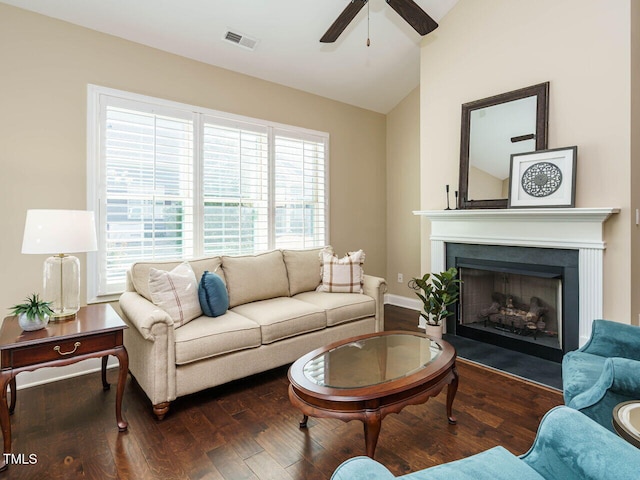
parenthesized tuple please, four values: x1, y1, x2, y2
(119, 248, 387, 420)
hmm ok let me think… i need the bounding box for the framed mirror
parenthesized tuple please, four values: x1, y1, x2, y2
(458, 82, 549, 209)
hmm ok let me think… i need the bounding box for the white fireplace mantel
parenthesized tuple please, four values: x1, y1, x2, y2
(413, 207, 620, 346)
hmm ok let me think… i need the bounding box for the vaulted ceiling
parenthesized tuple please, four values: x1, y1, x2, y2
(1, 0, 458, 113)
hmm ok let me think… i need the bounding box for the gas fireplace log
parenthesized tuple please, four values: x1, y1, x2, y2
(477, 295, 549, 331)
(528, 296, 548, 318)
(479, 302, 501, 318)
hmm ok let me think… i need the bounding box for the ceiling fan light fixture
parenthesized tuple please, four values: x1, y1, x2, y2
(320, 0, 437, 43)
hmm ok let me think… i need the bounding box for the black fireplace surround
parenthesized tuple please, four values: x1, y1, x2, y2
(446, 243, 579, 362)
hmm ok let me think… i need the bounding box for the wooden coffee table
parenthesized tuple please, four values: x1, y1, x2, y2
(288, 330, 458, 458)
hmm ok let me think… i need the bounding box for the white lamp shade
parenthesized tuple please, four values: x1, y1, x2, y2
(22, 209, 98, 254)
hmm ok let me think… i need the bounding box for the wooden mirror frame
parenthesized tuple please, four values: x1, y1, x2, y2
(458, 82, 549, 209)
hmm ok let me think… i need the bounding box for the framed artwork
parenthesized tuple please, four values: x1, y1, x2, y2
(508, 146, 577, 208)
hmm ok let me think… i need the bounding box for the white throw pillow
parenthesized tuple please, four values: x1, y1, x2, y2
(148, 262, 202, 328)
(317, 248, 365, 293)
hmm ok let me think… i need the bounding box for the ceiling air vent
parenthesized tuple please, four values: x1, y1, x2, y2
(223, 30, 258, 51)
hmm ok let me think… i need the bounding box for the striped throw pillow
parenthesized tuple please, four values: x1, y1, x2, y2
(149, 262, 202, 328)
(317, 248, 365, 293)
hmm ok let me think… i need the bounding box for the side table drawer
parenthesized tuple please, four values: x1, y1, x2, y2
(7, 332, 121, 368)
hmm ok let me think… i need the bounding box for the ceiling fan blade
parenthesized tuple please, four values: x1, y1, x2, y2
(320, 0, 368, 43)
(386, 0, 438, 35)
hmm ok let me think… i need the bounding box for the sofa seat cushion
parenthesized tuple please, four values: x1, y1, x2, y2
(562, 351, 607, 405)
(402, 446, 545, 480)
(174, 311, 261, 365)
(294, 291, 375, 327)
(232, 297, 326, 344)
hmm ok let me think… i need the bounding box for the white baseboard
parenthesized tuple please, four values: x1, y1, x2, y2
(384, 294, 426, 330)
(384, 293, 421, 311)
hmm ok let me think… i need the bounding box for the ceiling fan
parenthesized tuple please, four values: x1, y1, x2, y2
(320, 0, 438, 43)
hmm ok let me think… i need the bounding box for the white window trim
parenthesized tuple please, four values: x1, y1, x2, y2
(86, 84, 330, 304)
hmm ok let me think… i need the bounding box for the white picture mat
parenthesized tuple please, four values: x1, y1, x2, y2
(509, 148, 576, 207)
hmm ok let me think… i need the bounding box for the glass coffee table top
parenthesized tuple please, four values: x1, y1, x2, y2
(302, 333, 443, 389)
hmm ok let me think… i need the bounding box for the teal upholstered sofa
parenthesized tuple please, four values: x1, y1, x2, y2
(330, 406, 640, 480)
(563, 319, 640, 432)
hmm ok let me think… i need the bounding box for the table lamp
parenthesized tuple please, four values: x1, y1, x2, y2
(21, 210, 98, 320)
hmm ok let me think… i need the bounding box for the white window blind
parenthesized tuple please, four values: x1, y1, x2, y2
(100, 100, 195, 295)
(202, 117, 269, 255)
(88, 86, 329, 300)
(274, 129, 326, 249)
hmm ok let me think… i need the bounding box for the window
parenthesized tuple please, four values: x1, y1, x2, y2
(87, 86, 328, 300)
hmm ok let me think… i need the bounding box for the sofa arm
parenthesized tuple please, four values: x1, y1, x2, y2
(568, 357, 640, 411)
(119, 291, 173, 341)
(521, 406, 640, 480)
(331, 456, 395, 480)
(580, 319, 640, 360)
(363, 275, 388, 332)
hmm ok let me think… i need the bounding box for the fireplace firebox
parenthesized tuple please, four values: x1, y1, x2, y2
(446, 243, 579, 362)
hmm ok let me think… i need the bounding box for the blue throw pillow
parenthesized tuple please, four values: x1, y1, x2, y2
(198, 271, 229, 317)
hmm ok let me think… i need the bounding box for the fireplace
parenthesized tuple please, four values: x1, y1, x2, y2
(446, 243, 579, 362)
(413, 208, 619, 355)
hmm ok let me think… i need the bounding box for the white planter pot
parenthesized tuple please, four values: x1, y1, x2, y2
(18, 313, 49, 332)
(424, 323, 443, 340)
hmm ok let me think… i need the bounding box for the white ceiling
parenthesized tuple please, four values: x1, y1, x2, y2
(1, 0, 458, 113)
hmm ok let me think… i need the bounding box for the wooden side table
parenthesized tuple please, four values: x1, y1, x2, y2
(613, 401, 640, 448)
(0, 303, 129, 470)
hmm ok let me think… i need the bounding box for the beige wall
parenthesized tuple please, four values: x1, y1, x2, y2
(420, 0, 636, 323)
(386, 87, 421, 299)
(0, 4, 387, 315)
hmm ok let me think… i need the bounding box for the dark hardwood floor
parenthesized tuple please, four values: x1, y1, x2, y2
(3, 305, 562, 479)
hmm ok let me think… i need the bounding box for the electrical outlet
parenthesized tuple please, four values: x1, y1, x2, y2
(397, 273, 403, 283)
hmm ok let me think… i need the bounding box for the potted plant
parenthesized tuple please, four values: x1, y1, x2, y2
(410, 267, 461, 339)
(10, 293, 53, 331)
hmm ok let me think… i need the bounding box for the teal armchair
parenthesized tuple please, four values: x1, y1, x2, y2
(562, 319, 640, 431)
(330, 406, 640, 480)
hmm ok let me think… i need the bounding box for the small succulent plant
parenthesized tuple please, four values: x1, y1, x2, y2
(10, 293, 53, 321)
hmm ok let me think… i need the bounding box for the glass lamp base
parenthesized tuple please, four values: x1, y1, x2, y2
(43, 254, 81, 320)
(50, 311, 78, 322)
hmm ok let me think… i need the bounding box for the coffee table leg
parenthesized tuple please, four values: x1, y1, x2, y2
(363, 411, 382, 458)
(446, 364, 459, 424)
(299, 415, 309, 428)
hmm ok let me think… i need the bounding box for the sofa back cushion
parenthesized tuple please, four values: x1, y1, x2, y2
(282, 247, 324, 295)
(130, 257, 224, 301)
(222, 250, 289, 308)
